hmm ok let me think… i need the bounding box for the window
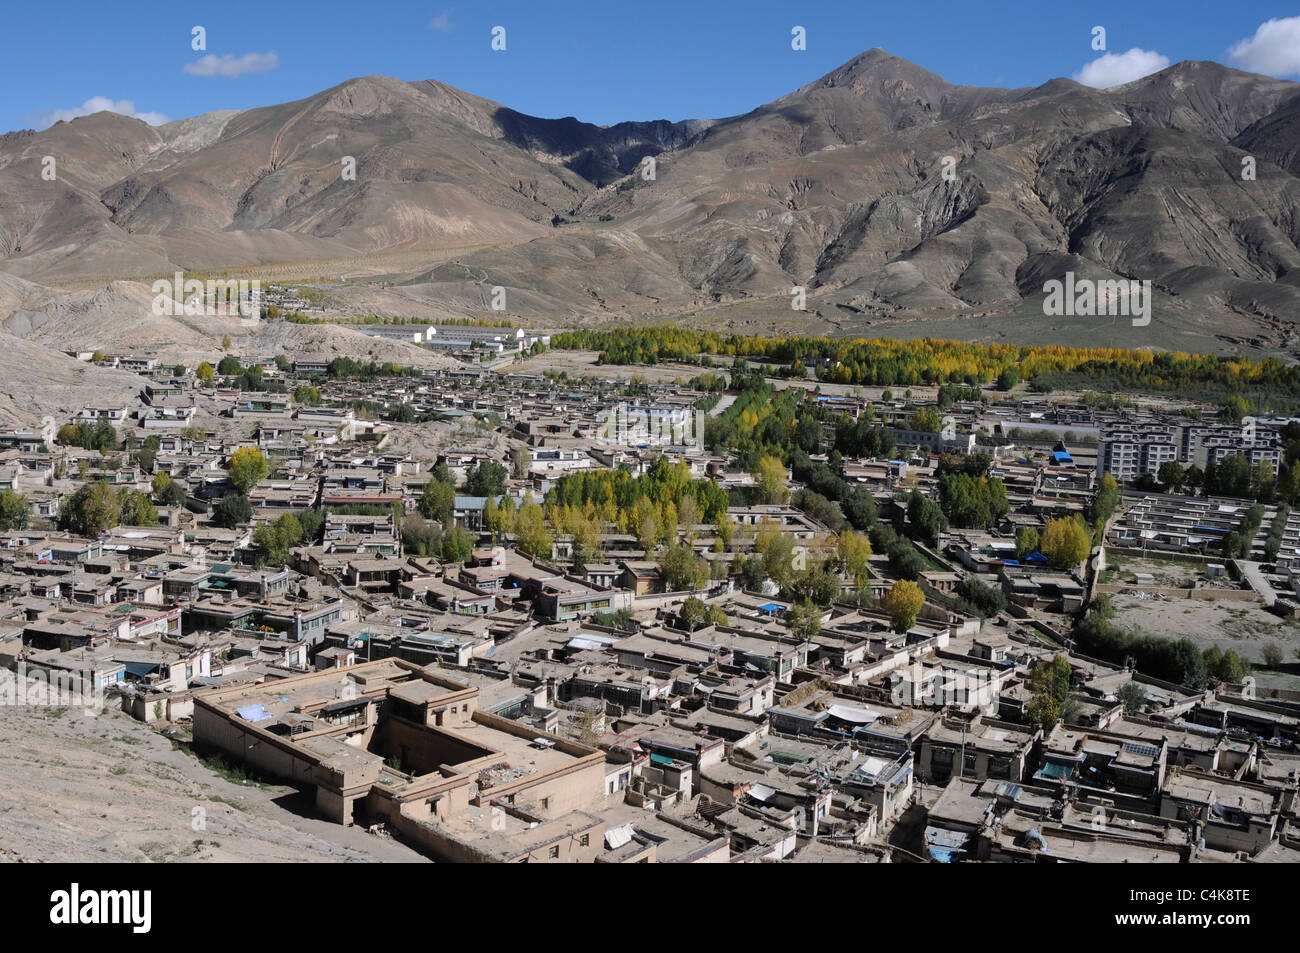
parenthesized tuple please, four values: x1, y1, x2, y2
(579, 834, 590, 848)
(548, 846, 559, 859)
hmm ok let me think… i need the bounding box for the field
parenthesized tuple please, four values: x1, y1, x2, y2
(1109, 594, 1300, 691)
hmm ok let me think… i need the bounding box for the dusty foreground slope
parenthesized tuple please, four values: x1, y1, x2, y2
(0, 674, 428, 863)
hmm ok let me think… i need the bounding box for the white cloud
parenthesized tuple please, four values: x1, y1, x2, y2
(428, 10, 453, 31)
(1073, 48, 1171, 89)
(32, 96, 170, 130)
(184, 51, 279, 78)
(1228, 17, 1300, 77)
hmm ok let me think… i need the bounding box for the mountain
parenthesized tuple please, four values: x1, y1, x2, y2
(1, 49, 1300, 363)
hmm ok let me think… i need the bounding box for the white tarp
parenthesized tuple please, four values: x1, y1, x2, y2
(605, 823, 635, 850)
(567, 637, 617, 652)
(826, 703, 878, 724)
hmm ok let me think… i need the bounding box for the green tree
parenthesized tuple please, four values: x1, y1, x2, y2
(439, 526, 474, 564)
(1027, 655, 1073, 728)
(118, 489, 159, 526)
(1262, 642, 1284, 669)
(293, 384, 321, 405)
(1157, 461, 1185, 493)
(1041, 516, 1091, 568)
(678, 596, 710, 630)
(909, 407, 941, 433)
(253, 513, 303, 566)
(572, 514, 602, 567)
(1253, 461, 1276, 502)
(419, 477, 456, 524)
(786, 599, 823, 646)
(401, 516, 442, 556)
(1115, 681, 1148, 713)
(59, 482, 121, 536)
(0, 489, 30, 530)
(158, 480, 188, 507)
(228, 446, 268, 494)
(881, 579, 925, 633)
(511, 446, 532, 480)
(463, 460, 508, 497)
(759, 532, 798, 589)
(907, 488, 947, 542)
(791, 567, 842, 606)
(660, 543, 708, 591)
(1015, 525, 1040, 558)
(211, 494, 252, 529)
(836, 531, 872, 588)
(752, 455, 790, 505)
(514, 497, 553, 557)
(152, 471, 173, 499)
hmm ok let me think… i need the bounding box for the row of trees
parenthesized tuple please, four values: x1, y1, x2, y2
(1144, 456, 1281, 503)
(59, 482, 158, 536)
(553, 327, 1300, 399)
(57, 420, 119, 452)
(1073, 597, 1250, 689)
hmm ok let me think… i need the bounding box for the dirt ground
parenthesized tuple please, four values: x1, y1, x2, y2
(1102, 554, 1233, 590)
(500, 350, 710, 384)
(0, 673, 429, 863)
(1109, 594, 1300, 687)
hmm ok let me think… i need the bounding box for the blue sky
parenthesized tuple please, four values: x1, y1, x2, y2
(7, 1, 1300, 133)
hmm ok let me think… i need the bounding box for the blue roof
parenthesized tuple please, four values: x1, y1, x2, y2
(1025, 552, 1048, 563)
(758, 602, 782, 612)
(1003, 559, 1021, 566)
(1053, 451, 1073, 462)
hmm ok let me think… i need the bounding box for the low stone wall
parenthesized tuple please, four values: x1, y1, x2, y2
(1094, 584, 1259, 601)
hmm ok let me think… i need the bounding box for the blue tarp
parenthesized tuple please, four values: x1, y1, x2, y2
(1053, 451, 1073, 462)
(758, 602, 782, 613)
(235, 704, 273, 722)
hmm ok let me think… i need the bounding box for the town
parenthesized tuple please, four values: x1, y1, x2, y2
(1, 320, 1297, 864)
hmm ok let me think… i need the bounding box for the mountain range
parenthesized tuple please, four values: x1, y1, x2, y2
(2, 48, 1300, 400)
